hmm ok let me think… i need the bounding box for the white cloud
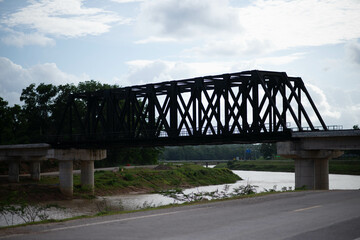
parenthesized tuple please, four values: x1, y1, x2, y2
(1, 0, 128, 46)
(0, 57, 89, 105)
(122, 55, 305, 87)
(111, 0, 145, 3)
(135, 36, 177, 44)
(136, 0, 242, 40)
(135, 0, 360, 57)
(345, 40, 360, 65)
(239, 0, 360, 50)
(307, 84, 341, 120)
(1, 29, 55, 47)
(123, 60, 238, 86)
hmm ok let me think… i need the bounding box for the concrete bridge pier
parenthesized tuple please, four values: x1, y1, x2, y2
(277, 142, 343, 190)
(294, 158, 331, 190)
(8, 157, 21, 183)
(29, 161, 41, 181)
(81, 160, 94, 193)
(59, 160, 73, 196)
(49, 149, 106, 196)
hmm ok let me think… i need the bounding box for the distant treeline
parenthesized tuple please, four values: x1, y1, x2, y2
(160, 144, 360, 161)
(160, 144, 277, 160)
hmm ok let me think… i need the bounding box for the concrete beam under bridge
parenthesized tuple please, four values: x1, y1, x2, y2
(0, 144, 106, 197)
(277, 141, 343, 190)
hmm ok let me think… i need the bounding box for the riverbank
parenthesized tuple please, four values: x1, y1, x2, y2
(0, 164, 241, 203)
(216, 160, 360, 175)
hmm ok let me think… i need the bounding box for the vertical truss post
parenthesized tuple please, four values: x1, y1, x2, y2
(297, 82, 302, 127)
(224, 75, 230, 135)
(192, 82, 197, 136)
(197, 79, 203, 135)
(105, 90, 114, 137)
(125, 87, 131, 138)
(170, 82, 178, 137)
(147, 85, 155, 138)
(252, 74, 259, 133)
(281, 79, 287, 126)
(241, 81, 248, 133)
(215, 80, 222, 134)
(268, 84, 273, 132)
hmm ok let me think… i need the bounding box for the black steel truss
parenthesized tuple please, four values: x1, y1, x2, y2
(52, 70, 327, 147)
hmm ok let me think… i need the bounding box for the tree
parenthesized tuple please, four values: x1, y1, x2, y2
(20, 83, 58, 140)
(260, 143, 276, 160)
(0, 97, 11, 144)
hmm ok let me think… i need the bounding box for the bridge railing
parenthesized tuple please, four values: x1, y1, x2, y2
(290, 125, 343, 132)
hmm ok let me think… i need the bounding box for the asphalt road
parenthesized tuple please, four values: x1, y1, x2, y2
(1, 190, 359, 240)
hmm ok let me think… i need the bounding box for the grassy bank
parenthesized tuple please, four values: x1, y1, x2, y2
(217, 160, 360, 175)
(90, 164, 241, 195)
(0, 164, 241, 202)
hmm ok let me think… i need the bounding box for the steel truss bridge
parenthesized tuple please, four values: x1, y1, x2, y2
(53, 70, 333, 148)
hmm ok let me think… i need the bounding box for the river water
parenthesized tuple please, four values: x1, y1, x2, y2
(1, 169, 360, 227)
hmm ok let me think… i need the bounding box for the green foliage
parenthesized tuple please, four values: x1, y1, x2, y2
(88, 165, 241, 194)
(161, 183, 259, 202)
(227, 160, 295, 172)
(259, 143, 277, 160)
(161, 143, 281, 161)
(161, 144, 263, 160)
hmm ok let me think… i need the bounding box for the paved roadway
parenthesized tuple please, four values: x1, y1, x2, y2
(0, 190, 359, 240)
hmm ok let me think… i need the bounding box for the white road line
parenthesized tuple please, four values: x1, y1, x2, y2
(293, 205, 322, 212)
(0, 206, 212, 239)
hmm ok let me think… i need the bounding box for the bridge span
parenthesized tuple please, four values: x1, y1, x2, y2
(1, 70, 359, 195)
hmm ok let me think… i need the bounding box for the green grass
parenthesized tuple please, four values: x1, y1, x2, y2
(14, 164, 240, 200)
(220, 160, 360, 175)
(90, 164, 241, 194)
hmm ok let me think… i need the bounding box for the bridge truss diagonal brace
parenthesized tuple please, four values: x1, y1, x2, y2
(277, 141, 343, 190)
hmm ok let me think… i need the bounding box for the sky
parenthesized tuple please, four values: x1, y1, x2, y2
(0, 0, 360, 129)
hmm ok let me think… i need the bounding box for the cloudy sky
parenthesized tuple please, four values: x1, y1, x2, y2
(0, 0, 360, 129)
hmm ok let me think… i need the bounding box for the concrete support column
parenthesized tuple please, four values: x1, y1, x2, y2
(294, 159, 315, 189)
(8, 159, 20, 183)
(59, 161, 73, 197)
(314, 159, 329, 190)
(30, 161, 41, 181)
(81, 160, 94, 193)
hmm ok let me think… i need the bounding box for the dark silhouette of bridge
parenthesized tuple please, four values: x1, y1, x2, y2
(52, 70, 331, 148)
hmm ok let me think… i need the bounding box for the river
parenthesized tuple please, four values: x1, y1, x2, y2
(1, 169, 360, 227)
